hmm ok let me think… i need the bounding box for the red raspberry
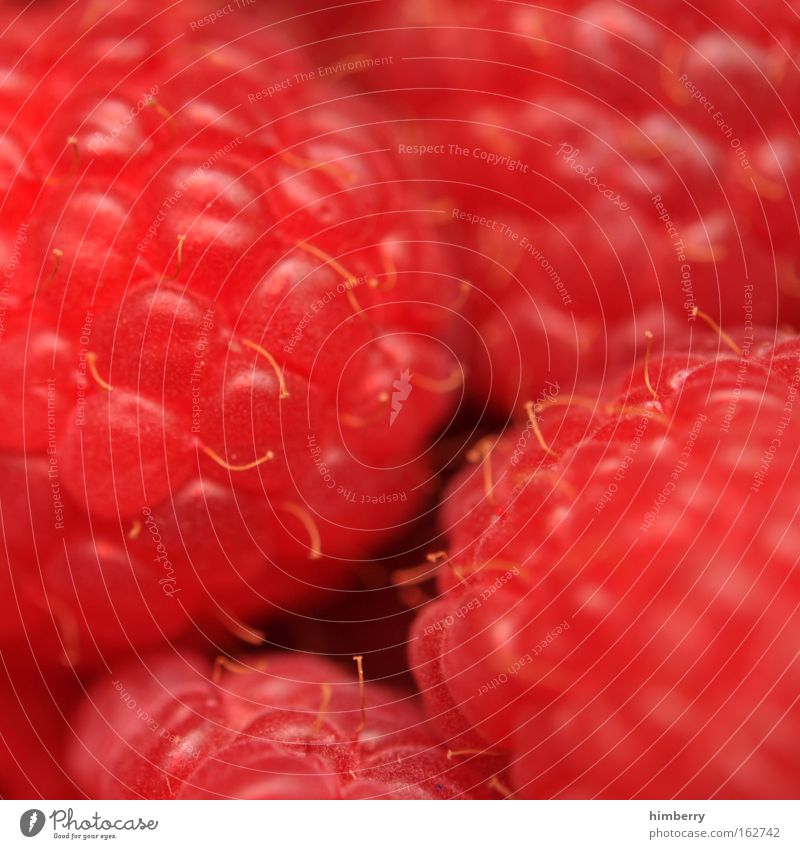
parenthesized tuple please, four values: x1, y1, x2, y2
(410, 322, 800, 798)
(0, 2, 465, 664)
(67, 651, 506, 799)
(301, 1, 800, 413)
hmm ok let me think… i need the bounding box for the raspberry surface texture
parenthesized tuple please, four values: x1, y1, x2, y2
(0, 647, 80, 799)
(68, 650, 505, 799)
(2, 0, 799, 808)
(294, 1, 800, 413)
(411, 326, 800, 798)
(0, 0, 465, 665)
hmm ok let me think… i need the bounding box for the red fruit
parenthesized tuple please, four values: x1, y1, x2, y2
(303, 1, 800, 413)
(0, 1, 465, 664)
(0, 646, 81, 799)
(67, 651, 506, 799)
(411, 324, 800, 798)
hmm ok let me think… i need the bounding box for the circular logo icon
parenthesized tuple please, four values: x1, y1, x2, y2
(19, 810, 46, 837)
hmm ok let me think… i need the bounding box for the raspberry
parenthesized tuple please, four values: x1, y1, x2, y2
(302, 1, 800, 413)
(67, 651, 506, 799)
(0, 2, 465, 664)
(410, 323, 800, 798)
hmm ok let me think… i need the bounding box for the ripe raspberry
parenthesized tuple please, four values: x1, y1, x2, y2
(302, 1, 800, 413)
(410, 323, 800, 798)
(0, 1, 465, 664)
(67, 650, 506, 799)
